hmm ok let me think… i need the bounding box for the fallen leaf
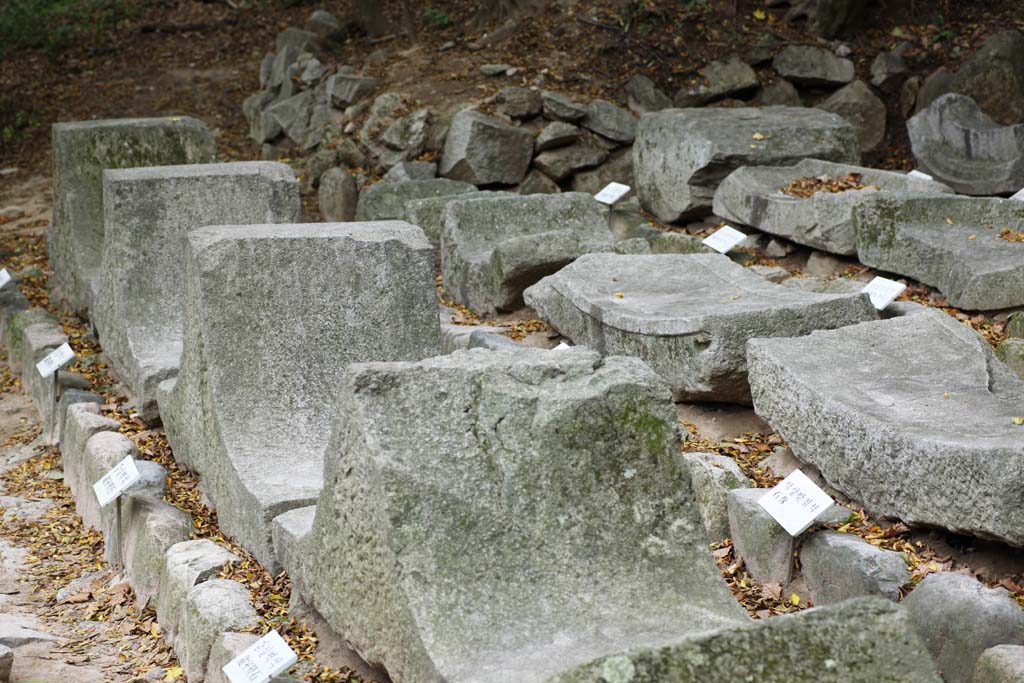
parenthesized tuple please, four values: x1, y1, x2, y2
(753, 9, 766, 19)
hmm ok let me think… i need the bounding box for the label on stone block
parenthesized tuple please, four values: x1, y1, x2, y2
(907, 170, 933, 181)
(1011, 188, 1024, 202)
(36, 342, 75, 378)
(223, 630, 298, 683)
(702, 225, 746, 254)
(552, 342, 571, 351)
(861, 276, 906, 310)
(0, 269, 10, 289)
(758, 469, 834, 536)
(593, 182, 631, 205)
(92, 456, 141, 508)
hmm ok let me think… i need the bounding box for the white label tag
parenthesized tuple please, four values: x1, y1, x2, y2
(758, 469, 835, 536)
(861, 276, 906, 310)
(552, 342, 571, 351)
(907, 169, 933, 181)
(594, 182, 631, 205)
(702, 225, 746, 254)
(1010, 188, 1024, 202)
(92, 456, 141, 508)
(36, 342, 75, 378)
(0, 269, 11, 289)
(223, 630, 298, 683)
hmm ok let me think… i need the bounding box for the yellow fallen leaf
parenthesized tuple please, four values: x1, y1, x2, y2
(945, 216, 953, 225)
(790, 593, 800, 606)
(943, 392, 949, 399)
(1012, 416, 1024, 425)
(968, 234, 976, 240)
(752, 132, 770, 140)
(164, 666, 185, 682)
(753, 9, 767, 19)
(614, 292, 624, 299)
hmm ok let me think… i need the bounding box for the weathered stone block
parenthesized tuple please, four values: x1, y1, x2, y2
(115, 495, 193, 609)
(439, 110, 533, 185)
(683, 452, 752, 542)
(973, 645, 1024, 683)
(799, 531, 910, 604)
(355, 178, 476, 222)
(727, 488, 794, 584)
(157, 539, 240, 644)
(177, 579, 259, 683)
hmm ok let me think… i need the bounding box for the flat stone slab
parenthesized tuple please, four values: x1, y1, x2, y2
(634, 107, 860, 223)
(855, 195, 1024, 310)
(354, 178, 477, 223)
(524, 253, 877, 403)
(748, 310, 1024, 546)
(441, 192, 613, 315)
(404, 190, 513, 245)
(95, 162, 299, 423)
(713, 158, 952, 256)
(298, 349, 747, 683)
(51, 117, 216, 314)
(161, 222, 440, 570)
(908, 93, 1024, 195)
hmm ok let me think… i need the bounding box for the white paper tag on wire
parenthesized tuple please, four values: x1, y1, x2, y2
(907, 169, 933, 181)
(0, 269, 11, 289)
(36, 342, 74, 378)
(552, 342, 571, 351)
(758, 469, 834, 536)
(861, 276, 906, 310)
(702, 225, 746, 254)
(1010, 188, 1024, 202)
(223, 630, 298, 683)
(594, 182, 631, 206)
(92, 456, 141, 508)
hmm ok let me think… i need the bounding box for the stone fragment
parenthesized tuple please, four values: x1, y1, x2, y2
(0, 643, 10, 683)
(570, 149, 634, 196)
(495, 86, 542, 119)
(759, 78, 802, 106)
(117, 495, 193, 609)
(634, 107, 860, 222)
(817, 80, 887, 152)
(326, 73, 379, 108)
(749, 265, 791, 283)
(541, 90, 587, 122)
(51, 117, 216, 314)
(403, 190, 510, 244)
(683, 452, 751, 542)
(1007, 312, 1024, 339)
(525, 253, 876, 402)
(532, 141, 608, 181)
(727, 488, 794, 584)
(299, 349, 747, 683)
(56, 388, 103, 444)
(535, 121, 579, 151)
(275, 27, 320, 53)
(467, 329, 523, 351)
(901, 76, 922, 117)
(996, 339, 1024, 380)
(480, 63, 512, 76)
(381, 160, 437, 183)
(516, 170, 560, 195)
(582, 100, 637, 144)
(903, 573, 1024, 683)
(973, 645, 1024, 683)
(377, 109, 430, 167)
(713, 158, 951, 255)
(62, 403, 120, 500)
(748, 311, 1024, 546)
(800, 531, 910, 604)
(872, 50, 908, 90)
(318, 167, 358, 221)
(270, 506, 315, 596)
(907, 94, 1024, 196)
(673, 55, 759, 108)
(355, 178, 476, 222)
(854, 195, 1024, 309)
(205, 632, 258, 683)
(773, 45, 855, 86)
(306, 9, 341, 38)
(268, 90, 314, 145)
(626, 74, 672, 115)
(161, 223, 440, 569)
(177, 580, 259, 683)
(157, 539, 241, 643)
(439, 110, 533, 185)
(95, 162, 299, 422)
(441, 193, 613, 314)
(944, 30, 1024, 125)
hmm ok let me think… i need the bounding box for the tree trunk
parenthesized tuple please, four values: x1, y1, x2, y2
(354, 0, 391, 37)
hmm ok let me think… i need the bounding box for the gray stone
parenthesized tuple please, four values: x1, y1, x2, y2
(441, 193, 613, 314)
(355, 178, 476, 222)
(773, 45, 855, 86)
(749, 265, 791, 283)
(300, 58, 325, 85)
(903, 573, 1024, 683)
(161, 223, 440, 569)
(495, 86, 542, 119)
(116, 495, 193, 609)
(439, 110, 533, 185)
(747, 310, 1024, 546)
(480, 63, 512, 76)
(467, 329, 523, 351)
(51, 117, 216, 314)
(673, 55, 759, 108)
(944, 30, 1024, 126)
(326, 73, 379, 108)
(404, 191, 516, 244)
(270, 506, 315, 597)
(1007, 312, 1024, 339)
(817, 80, 887, 152)
(157, 539, 240, 644)
(683, 452, 751, 542)
(996, 338, 1024, 380)
(6, 309, 69, 440)
(378, 109, 431, 167)
(269, 90, 314, 145)
(872, 50, 908, 90)
(205, 632, 259, 683)
(570, 149, 634, 196)
(275, 27, 319, 54)
(533, 141, 609, 181)
(535, 121, 579, 151)
(306, 9, 341, 38)
(854, 195, 1024, 310)
(626, 74, 672, 115)
(318, 167, 358, 221)
(759, 78, 802, 106)
(634, 107, 860, 222)
(713, 158, 951, 256)
(268, 46, 299, 90)
(0, 614, 57, 648)
(0, 643, 10, 682)
(973, 645, 1024, 683)
(177, 579, 259, 683)
(439, 306, 508, 354)
(727, 487, 794, 584)
(541, 90, 587, 122)
(299, 349, 747, 683)
(799, 531, 910, 604)
(56, 388, 103, 444)
(62, 403, 120, 501)
(784, 0, 867, 39)
(95, 162, 299, 423)
(524, 253, 876, 403)
(902, 75, 922, 118)
(907, 94, 1024, 196)
(516, 169, 561, 195)
(382, 160, 437, 183)
(915, 67, 955, 114)
(582, 100, 637, 144)
(552, 598, 942, 683)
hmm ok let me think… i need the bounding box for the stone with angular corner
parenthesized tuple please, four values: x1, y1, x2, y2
(51, 117, 216, 314)
(673, 54, 758, 108)
(773, 45, 855, 86)
(318, 167, 358, 222)
(271, 506, 316, 597)
(382, 160, 437, 183)
(903, 573, 1024, 683)
(582, 100, 637, 144)
(713, 158, 952, 255)
(727, 488, 793, 584)
(683, 452, 751, 542)
(404, 191, 515, 244)
(95, 162, 299, 423)
(355, 178, 476, 222)
(634, 107, 860, 222)
(817, 80, 887, 152)
(6, 308, 68, 438)
(161, 222, 440, 570)
(524, 253, 877, 403)
(205, 632, 259, 683)
(996, 339, 1024, 380)
(116, 495, 193, 609)
(298, 349, 748, 683)
(533, 141, 609, 182)
(855, 195, 1024, 310)
(177, 579, 259, 683)
(973, 645, 1024, 683)
(799, 531, 910, 604)
(0, 643, 10, 682)
(56, 389, 103, 444)
(748, 311, 1024, 546)
(439, 110, 533, 185)
(62, 403, 120, 500)
(441, 193, 613, 315)
(908, 94, 1024, 196)
(157, 539, 241, 644)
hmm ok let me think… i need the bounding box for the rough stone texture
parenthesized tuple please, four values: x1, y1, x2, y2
(582, 100, 637, 144)
(773, 45, 855, 86)
(205, 632, 259, 683)
(626, 75, 672, 115)
(996, 339, 1024, 380)
(973, 645, 1024, 683)
(816, 80, 887, 152)
(51, 117, 216, 314)
(517, 170, 561, 195)
(533, 142, 609, 181)
(318, 167, 359, 221)
(748, 310, 1024, 546)
(299, 349, 747, 683)
(162, 223, 440, 569)
(872, 50, 908, 91)
(552, 598, 942, 683)
(854, 195, 1024, 310)
(326, 73, 378, 108)
(903, 573, 1024, 683)
(713, 158, 952, 255)
(683, 452, 751, 542)
(541, 90, 587, 122)
(382, 160, 437, 183)
(271, 506, 315, 597)
(524, 253, 876, 403)
(177, 579, 259, 683)
(72, 431, 138, 531)
(907, 94, 1024, 196)
(536, 121, 580, 151)
(495, 86, 542, 119)
(673, 55, 759, 108)
(404, 191, 516, 245)
(570, 149, 635, 197)
(759, 78, 802, 106)
(785, 0, 867, 38)
(95, 162, 299, 423)
(439, 110, 533, 185)
(1007, 312, 1024, 339)
(6, 309, 68, 438)
(117, 495, 193, 609)
(56, 389, 103, 444)
(634, 107, 860, 222)
(944, 30, 1024, 125)
(157, 539, 241, 644)
(62, 403, 120, 500)
(727, 488, 794, 584)
(354, 178, 476, 222)
(799, 531, 910, 604)
(0, 643, 10, 682)
(441, 193, 613, 315)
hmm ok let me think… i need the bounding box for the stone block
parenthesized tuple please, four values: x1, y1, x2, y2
(683, 452, 752, 542)
(439, 110, 533, 185)
(157, 539, 240, 643)
(727, 488, 794, 584)
(177, 579, 259, 683)
(799, 531, 910, 604)
(355, 178, 476, 222)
